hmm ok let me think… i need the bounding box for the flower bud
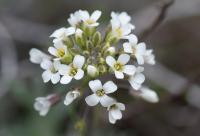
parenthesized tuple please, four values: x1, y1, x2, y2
(87, 65, 99, 77)
(63, 37, 74, 48)
(132, 87, 159, 103)
(92, 31, 101, 46)
(106, 47, 116, 55)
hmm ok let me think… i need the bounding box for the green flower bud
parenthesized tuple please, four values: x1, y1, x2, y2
(98, 64, 107, 75)
(61, 53, 73, 64)
(92, 31, 101, 46)
(63, 37, 73, 48)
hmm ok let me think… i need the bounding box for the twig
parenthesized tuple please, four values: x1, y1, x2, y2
(133, 0, 175, 40)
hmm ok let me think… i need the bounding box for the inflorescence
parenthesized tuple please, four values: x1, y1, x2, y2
(29, 10, 158, 124)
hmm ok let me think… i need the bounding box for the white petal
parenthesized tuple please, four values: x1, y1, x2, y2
(65, 27, 76, 36)
(54, 40, 65, 49)
(85, 94, 100, 106)
(110, 19, 120, 29)
(53, 60, 61, 70)
(73, 55, 85, 68)
(39, 108, 49, 116)
(100, 95, 114, 107)
(48, 47, 57, 57)
(42, 70, 52, 83)
(129, 81, 141, 90)
(136, 66, 144, 73)
(119, 12, 131, 25)
(58, 65, 70, 75)
(135, 55, 144, 65)
(117, 103, 125, 111)
(137, 42, 146, 54)
(134, 73, 145, 84)
(91, 10, 101, 21)
(123, 34, 138, 44)
(111, 109, 122, 120)
(89, 80, 102, 92)
(79, 10, 89, 21)
(51, 72, 60, 84)
(123, 42, 133, 53)
(64, 90, 80, 105)
(139, 87, 159, 103)
(29, 48, 50, 64)
(40, 59, 53, 70)
(50, 27, 66, 38)
(60, 75, 72, 84)
(106, 56, 116, 67)
(115, 71, 124, 79)
(74, 69, 84, 80)
(123, 65, 136, 75)
(103, 81, 117, 94)
(117, 54, 130, 65)
(109, 112, 117, 124)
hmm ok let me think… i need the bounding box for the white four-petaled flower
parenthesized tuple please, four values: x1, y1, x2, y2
(123, 35, 146, 65)
(29, 48, 51, 65)
(79, 10, 102, 27)
(85, 80, 117, 107)
(68, 10, 82, 27)
(59, 55, 85, 84)
(110, 12, 135, 39)
(128, 66, 145, 90)
(107, 101, 125, 124)
(48, 40, 68, 60)
(143, 49, 156, 65)
(64, 90, 80, 105)
(41, 60, 61, 84)
(50, 27, 76, 41)
(106, 54, 136, 79)
(34, 96, 52, 116)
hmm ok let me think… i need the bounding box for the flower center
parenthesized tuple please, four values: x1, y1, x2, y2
(57, 48, 65, 58)
(115, 28, 123, 37)
(69, 66, 78, 77)
(50, 66, 57, 73)
(110, 104, 118, 110)
(114, 62, 123, 71)
(86, 19, 95, 25)
(96, 89, 105, 97)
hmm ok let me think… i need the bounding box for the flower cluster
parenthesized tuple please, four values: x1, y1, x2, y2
(30, 10, 158, 124)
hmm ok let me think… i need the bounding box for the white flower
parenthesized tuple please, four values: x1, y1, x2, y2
(41, 60, 61, 84)
(106, 54, 136, 79)
(110, 19, 133, 40)
(34, 96, 51, 116)
(48, 39, 68, 60)
(64, 90, 80, 105)
(107, 102, 125, 124)
(107, 47, 116, 55)
(128, 66, 145, 90)
(85, 80, 117, 107)
(111, 11, 134, 27)
(79, 10, 101, 27)
(87, 65, 98, 77)
(137, 87, 159, 103)
(50, 27, 76, 40)
(59, 55, 85, 84)
(123, 35, 146, 65)
(143, 49, 155, 65)
(75, 28, 83, 37)
(68, 11, 81, 27)
(29, 48, 51, 64)
(110, 12, 134, 39)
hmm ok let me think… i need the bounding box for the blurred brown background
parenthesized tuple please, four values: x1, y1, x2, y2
(0, 0, 200, 136)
